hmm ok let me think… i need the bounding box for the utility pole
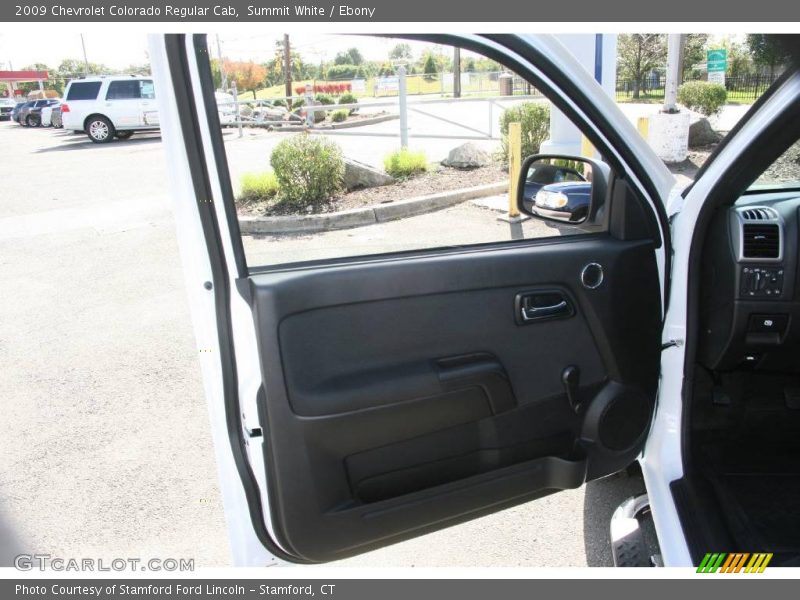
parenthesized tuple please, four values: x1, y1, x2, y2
(677, 33, 687, 84)
(663, 33, 681, 113)
(284, 34, 292, 108)
(398, 65, 408, 148)
(216, 34, 227, 91)
(80, 34, 90, 75)
(453, 46, 461, 98)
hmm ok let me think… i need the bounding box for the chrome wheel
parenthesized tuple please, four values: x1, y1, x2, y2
(89, 120, 110, 141)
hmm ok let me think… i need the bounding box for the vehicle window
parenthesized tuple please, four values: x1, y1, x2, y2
(213, 36, 597, 269)
(65, 81, 102, 101)
(140, 80, 156, 99)
(106, 80, 141, 100)
(750, 139, 800, 190)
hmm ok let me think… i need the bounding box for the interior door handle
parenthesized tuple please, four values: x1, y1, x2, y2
(515, 290, 574, 324)
(521, 300, 568, 321)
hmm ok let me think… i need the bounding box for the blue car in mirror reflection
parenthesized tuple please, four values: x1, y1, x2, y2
(522, 163, 591, 222)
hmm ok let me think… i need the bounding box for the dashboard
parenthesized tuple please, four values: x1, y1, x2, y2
(699, 190, 800, 373)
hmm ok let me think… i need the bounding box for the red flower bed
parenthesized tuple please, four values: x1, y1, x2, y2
(294, 82, 352, 96)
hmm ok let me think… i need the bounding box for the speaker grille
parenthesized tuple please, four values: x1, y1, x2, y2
(598, 390, 651, 451)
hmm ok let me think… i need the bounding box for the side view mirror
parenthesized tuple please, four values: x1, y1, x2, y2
(517, 154, 609, 225)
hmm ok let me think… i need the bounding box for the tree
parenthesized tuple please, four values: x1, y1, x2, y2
(617, 34, 667, 98)
(223, 60, 267, 98)
(262, 39, 311, 87)
(56, 58, 111, 78)
(389, 43, 412, 61)
(125, 62, 151, 76)
(719, 38, 756, 78)
(422, 52, 438, 81)
(747, 34, 793, 78)
(44, 58, 112, 95)
(681, 34, 709, 81)
(334, 47, 364, 66)
(209, 58, 222, 89)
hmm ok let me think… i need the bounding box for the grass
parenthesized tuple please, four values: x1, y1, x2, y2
(238, 171, 279, 206)
(331, 109, 349, 123)
(384, 149, 428, 178)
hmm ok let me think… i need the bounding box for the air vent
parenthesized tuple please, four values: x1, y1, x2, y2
(742, 224, 780, 258)
(741, 207, 778, 221)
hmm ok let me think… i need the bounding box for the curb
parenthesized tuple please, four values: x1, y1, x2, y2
(315, 113, 399, 130)
(239, 181, 508, 235)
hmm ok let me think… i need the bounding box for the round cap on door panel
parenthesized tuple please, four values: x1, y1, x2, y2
(581, 263, 604, 289)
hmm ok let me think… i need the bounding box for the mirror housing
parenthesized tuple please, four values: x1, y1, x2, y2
(517, 154, 609, 227)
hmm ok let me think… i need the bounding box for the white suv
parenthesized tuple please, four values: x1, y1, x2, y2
(61, 75, 159, 143)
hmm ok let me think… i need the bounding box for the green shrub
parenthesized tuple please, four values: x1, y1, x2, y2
(289, 97, 305, 111)
(313, 93, 335, 123)
(238, 171, 279, 206)
(338, 92, 358, 114)
(331, 109, 349, 123)
(678, 81, 728, 116)
(384, 148, 428, 178)
(499, 102, 550, 160)
(271, 98, 287, 108)
(270, 134, 344, 208)
(326, 64, 359, 80)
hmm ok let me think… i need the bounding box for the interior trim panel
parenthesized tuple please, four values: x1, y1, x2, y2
(244, 236, 662, 561)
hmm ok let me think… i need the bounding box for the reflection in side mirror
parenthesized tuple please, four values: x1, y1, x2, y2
(517, 154, 608, 225)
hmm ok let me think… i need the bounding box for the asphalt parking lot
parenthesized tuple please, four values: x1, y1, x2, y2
(0, 120, 649, 568)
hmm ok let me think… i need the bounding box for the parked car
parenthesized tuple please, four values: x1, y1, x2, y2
(40, 101, 62, 127)
(522, 162, 590, 221)
(49, 105, 63, 129)
(61, 75, 159, 143)
(0, 98, 15, 121)
(152, 32, 800, 569)
(13, 100, 34, 124)
(530, 181, 592, 222)
(15, 98, 60, 127)
(10, 101, 27, 122)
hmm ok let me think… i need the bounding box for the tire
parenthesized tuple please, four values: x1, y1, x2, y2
(86, 116, 115, 143)
(26, 115, 40, 127)
(115, 131, 134, 139)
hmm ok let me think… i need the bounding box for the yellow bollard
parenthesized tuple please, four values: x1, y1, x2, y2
(637, 116, 649, 140)
(581, 135, 595, 159)
(508, 121, 522, 218)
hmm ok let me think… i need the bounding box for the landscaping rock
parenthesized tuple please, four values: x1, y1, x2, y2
(441, 142, 491, 169)
(688, 117, 722, 148)
(343, 158, 394, 191)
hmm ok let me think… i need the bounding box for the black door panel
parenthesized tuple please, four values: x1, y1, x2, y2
(243, 236, 662, 562)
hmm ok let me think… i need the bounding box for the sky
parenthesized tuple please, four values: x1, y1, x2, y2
(0, 32, 445, 72)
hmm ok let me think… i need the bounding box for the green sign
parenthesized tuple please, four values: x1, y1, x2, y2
(707, 48, 728, 72)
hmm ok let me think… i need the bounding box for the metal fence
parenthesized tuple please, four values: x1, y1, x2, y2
(218, 81, 537, 145)
(294, 70, 539, 99)
(615, 73, 780, 102)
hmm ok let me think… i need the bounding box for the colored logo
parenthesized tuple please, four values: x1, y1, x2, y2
(697, 553, 773, 573)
